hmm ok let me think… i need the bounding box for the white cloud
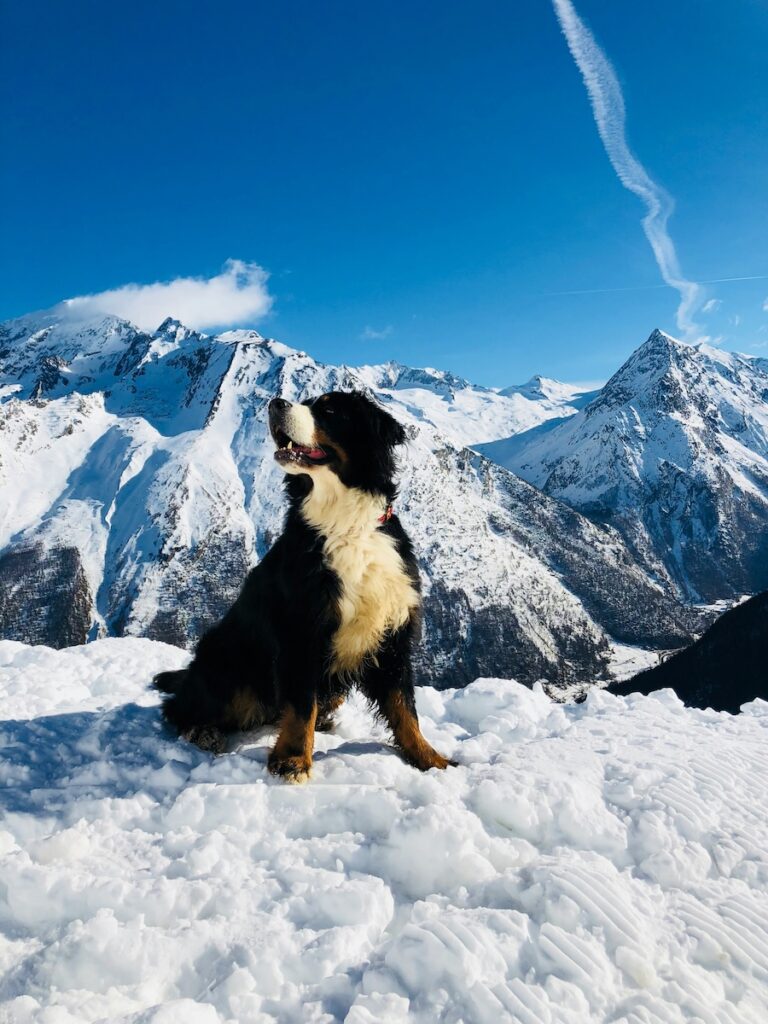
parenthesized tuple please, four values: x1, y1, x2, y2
(551, 0, 702, 338)
(61, 259, 273, 332)
(702, 298, 721, 314)
(360, 325, 393, 341)
(763, 296, 768, 312)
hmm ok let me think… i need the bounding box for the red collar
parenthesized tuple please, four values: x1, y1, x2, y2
(378, 505, 394, 524)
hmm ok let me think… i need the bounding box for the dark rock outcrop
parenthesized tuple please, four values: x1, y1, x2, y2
(0, 543, 92, 647)
(612, 592, 768, 713)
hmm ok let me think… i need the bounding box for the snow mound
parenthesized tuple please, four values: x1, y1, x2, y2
(1, 639, 767, 1023)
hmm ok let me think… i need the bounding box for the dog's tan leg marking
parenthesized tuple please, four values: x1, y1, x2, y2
(316, 693, 345, 732)
(226, 689, 268, 731)
(268, 702, 318, 783)
(381, 692, 454, 771)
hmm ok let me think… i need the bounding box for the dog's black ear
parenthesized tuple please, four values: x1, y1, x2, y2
(376, 407, 407, 448)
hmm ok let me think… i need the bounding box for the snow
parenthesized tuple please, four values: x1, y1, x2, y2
(2, 640, 768, 1023)
(606, 641, 661, 681)
(482, 328, 768, 603)
(4, 309, 692, 688)
(352, 363, 592, 450)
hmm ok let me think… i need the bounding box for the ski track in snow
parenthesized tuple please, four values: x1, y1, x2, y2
(1, 639, 767, 1023)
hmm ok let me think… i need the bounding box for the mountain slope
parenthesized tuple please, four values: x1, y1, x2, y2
(483, 330, 768, 602)
(0, 310, 694, 689)
(612, 592, 768, 713)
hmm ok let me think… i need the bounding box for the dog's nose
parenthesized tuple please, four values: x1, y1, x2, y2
(269, 397, 290, 412)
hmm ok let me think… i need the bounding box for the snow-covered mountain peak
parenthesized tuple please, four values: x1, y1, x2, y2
(488, 328, 768, 602)
(589, 329, 768, 428)
(359, 361, 481, 398)
(601, 327, 684, 385)
(501, 373, 591, 405)
(644, 326, 681, 348)
(0, 306, 698, 687)
(218, 327, 267, 345)
(153, 316, 201, 342)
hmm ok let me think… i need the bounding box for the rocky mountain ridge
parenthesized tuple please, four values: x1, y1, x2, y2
(480, 329, 768, 603)
(0, 310, 698, 689)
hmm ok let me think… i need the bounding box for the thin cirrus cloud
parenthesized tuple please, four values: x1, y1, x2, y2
(61, 259, 273, 332)
(702, 298, 721, 314)
(551, 0, 703, 338)
(360, 325, 393, 341)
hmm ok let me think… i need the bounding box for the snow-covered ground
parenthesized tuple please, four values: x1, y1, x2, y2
(605, 642, 661, 682)
(1, 639, 767, 1023)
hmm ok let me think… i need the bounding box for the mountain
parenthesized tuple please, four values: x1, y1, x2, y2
(500, 373, 599, 407)
(352, 364, 593, 449)
(0, 309, 695, 690)
(612, 592, 768, 713)
(480, 330, 768, 603)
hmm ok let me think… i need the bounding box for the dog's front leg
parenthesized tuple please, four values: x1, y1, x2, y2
(379, 688, 455, 771)
(362, 627, 456, 771)
(268, 697, 318, 783)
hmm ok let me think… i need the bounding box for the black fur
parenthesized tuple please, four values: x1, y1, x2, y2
(153, 390, 453, 777)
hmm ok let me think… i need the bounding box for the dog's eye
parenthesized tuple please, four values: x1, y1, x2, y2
(320, 401, 346, 419)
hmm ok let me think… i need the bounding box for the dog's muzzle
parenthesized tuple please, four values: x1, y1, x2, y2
(269, 397, 330, 467)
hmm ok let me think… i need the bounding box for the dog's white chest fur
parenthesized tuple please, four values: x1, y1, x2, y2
(301, 471, 419, 674)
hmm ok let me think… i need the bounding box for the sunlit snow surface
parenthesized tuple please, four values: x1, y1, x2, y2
(1, 639, 767, 1023)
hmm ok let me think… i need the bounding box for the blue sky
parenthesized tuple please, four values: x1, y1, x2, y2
(1, 0, 766, 386)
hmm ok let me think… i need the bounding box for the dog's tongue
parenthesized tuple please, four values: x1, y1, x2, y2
(293, 444, 325, 460)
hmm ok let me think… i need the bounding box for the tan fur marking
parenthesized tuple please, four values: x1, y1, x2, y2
(268, 702, 318, 783)
(227, 689, 268, 730)
(314, 425, 348, 466)
(317, 693, 346, 731)
(300, 468, 420, 675)
(320, 693, 346, 715)
(382, 692, 452, 771)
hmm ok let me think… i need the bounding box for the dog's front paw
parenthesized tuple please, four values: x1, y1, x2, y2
(268, 753, 312, 784)
(404, 747, 458, 771)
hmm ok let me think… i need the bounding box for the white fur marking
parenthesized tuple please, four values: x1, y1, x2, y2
(301, 468, 419, 675)
(283, 402, 316, 447)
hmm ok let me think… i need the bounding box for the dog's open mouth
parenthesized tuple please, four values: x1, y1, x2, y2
(272, 428, 330, 466)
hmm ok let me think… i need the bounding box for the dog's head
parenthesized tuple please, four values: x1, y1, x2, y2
(268, 390, 407, 494)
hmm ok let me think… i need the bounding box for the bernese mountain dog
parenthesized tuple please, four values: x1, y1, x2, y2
(153, 390, 454, 781)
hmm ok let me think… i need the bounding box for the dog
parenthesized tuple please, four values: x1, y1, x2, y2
(153, 390, 454, 781)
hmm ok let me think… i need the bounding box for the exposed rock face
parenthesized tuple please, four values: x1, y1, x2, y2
(417, 581, 609, 690)
(0, 543, 92, 647)
(481, 330, 768, 604)
(0, 313, 737, 690)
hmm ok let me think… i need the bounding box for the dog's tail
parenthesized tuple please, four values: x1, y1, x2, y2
(152, 668, 189, 695)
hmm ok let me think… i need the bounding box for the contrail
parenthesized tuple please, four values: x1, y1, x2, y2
(551, 0, 703, 337)
(543, 274, 768, 299)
